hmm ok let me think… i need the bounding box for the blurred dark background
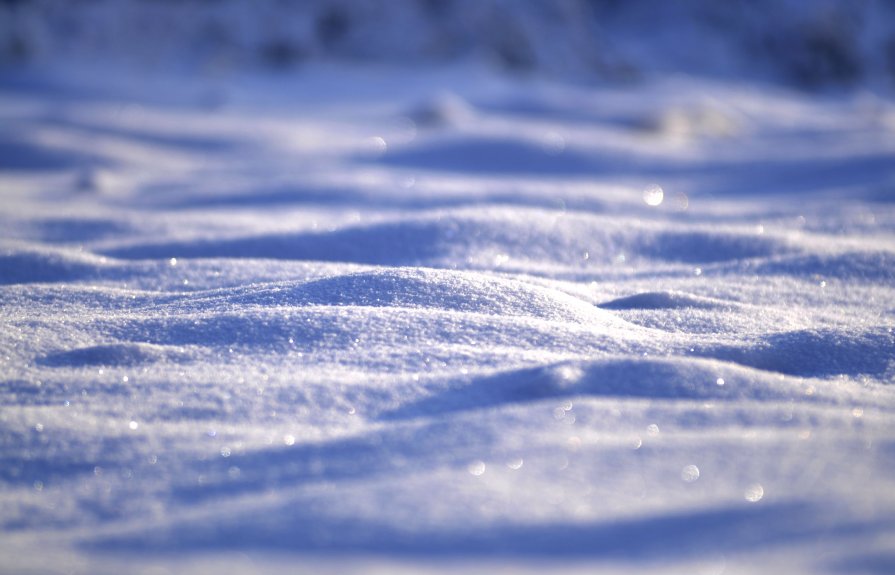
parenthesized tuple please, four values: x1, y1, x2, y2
(2, 0, 894, 89)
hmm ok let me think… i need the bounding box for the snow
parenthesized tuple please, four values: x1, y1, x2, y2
(3, 7, 895, 573)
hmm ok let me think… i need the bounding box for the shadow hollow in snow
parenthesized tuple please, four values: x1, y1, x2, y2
(831, 552, 895, 575)
(103, 219, 446, 266)
(376, 136, 611, 175)
(86, 501, 886, 564)
(598, 291, 734, 310)
(0, 139, 99, 171)
(636, 230, 786, 264)
(30, 217, 133, 244)
(701, 327, 895, 379)
(102, 212, 794, 268)
(36, 114, 247, 154)
(0, 250, 99, 285)
(385, 358, 813, 421)
(752, 251, 895, 283)
(167, 419, 495, 507)
(0, 432, 144, 492)
(38, 343, 189, 368)
(377, 134, 894, 198)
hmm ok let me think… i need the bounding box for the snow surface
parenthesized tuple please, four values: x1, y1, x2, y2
(2, 57, 895, 574)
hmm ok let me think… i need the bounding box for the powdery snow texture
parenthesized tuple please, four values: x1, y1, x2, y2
(1, 65, 894, 574)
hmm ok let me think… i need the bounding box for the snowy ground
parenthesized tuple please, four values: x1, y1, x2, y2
(2, 61, 895, 574)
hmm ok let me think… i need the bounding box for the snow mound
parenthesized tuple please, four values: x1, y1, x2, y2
(225, 269, 608, 323)
(598, 291, 734, 310)
(38, 342, 189, 368)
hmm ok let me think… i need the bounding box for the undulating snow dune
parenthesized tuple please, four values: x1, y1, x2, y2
(1, 56, 895, 574)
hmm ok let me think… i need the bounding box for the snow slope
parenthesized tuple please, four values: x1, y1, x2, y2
(1, 61, 895, 574)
